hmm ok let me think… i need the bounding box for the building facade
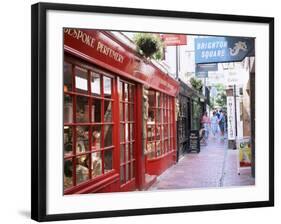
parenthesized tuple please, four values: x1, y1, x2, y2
(63, 29, 179, 194)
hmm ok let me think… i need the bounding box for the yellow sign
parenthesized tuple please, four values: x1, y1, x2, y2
(238, 138, 251, 167)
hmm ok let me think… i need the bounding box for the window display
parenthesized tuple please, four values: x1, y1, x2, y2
(119, 80, 136, 185)
(146, 90, 174, 159)
(63, 59, 115, 192)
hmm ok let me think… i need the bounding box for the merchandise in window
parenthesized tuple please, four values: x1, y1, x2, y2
(119, 80, 135, 185)
(146, 90, 174, 159)
(63, 59, 115, 192)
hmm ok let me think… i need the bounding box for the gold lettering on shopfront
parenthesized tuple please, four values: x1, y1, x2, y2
(96, 41, 124, 63)
(64, 28, 124, 64)
(64, 28, 96, 48)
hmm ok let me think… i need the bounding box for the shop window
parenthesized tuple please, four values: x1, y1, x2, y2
(104, 76, 112, 98)
(64, 159, 73, 190)
(91, 72, 101, 96)
(92, 125, 101, 150)
(76, 126, 89, 153)
(76, 154, 90, 184)
(148, 90, 155, 107)
(64, 126, 73, 157)
(76, 96, 89, 123)
(104, 125, 113, 147)
(64, 62, 72, 92)
(64, 95, 73, 123)
(104, 149, 113, 172)
(119, 80, 135, 185)
(120, 144, 125, 163)
(91, 151, 102, 178)
(119, 103, 124, 121)
(63, 59, 116, 192)
(75, 67, 88, 94)
(104, 100, 112, 122)
(92, 99, 101, 122)
(146, 90, 175, 159)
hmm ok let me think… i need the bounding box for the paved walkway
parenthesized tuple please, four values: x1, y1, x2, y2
(149, 136, 254, 190)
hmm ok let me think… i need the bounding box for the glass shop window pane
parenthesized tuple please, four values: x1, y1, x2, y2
(126, 163, 129, 181)
(64, 62, 72, 92)
(148, 109, 155, 122)
(76, 96, 89, 123)
(156, 141, 161, 156)
(125, 103, 129, 121)
(120, 144, 125, 163)
(91, 151, 102, 178)
(125, 144, 129, 162)
(130, 162, 135, 179)
(130, 123, 134, 141)
(104, 100, 112, 122)
(91, 72, 101, 96)
(118, 81, 123, 101)
(125, 123, 129, 142)
(92, 125, 101, 150)
(120, 165, 125, 184)
(156, 92, 161, 107)
(64, 126, 73, 157)
(104, 149, 113, 173)
(147, 142, 155, 159)
(103, 76, 112, 98)
(147, 125, 155, 141)
(76, 126, 89, 153)
(157, 109, 162, 122)
(76, 154, 89, 184)
(129, 103, 134, 121)
(92, 99, 101, 123)
(64, 159, 73, 190)
(124, 83, 128, 101)
(64, 95, 73, 123)
(104, 125, 113, 147)
(75, 67, 88, 94)
(120, 124, 125, 142)
(130, 143, 134, 160)
(156, 125, 161, 140)
(148, 90, 155, 107)
(120, 103, 124, 121)
(128, 85, 134, 102)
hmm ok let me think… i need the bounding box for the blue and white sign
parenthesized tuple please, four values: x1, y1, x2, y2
(196, 63, 218, 72)
(195, 37, 254, 64)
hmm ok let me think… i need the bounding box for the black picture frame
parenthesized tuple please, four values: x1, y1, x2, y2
(31, 2, 274, 222)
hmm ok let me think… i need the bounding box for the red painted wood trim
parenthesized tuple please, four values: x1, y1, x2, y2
(76, 173, 120, 194)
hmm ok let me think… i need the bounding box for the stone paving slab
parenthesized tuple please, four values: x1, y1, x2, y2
(149, 137, 255, 191)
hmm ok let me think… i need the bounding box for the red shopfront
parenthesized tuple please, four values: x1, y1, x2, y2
(63, 29, 179, 194)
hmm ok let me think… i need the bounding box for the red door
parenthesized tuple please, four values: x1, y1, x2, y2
(118, 79, 137, 191)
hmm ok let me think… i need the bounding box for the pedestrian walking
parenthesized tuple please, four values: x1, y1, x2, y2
(218, 110, 226, 140)
(210, 111, 219, 138)
(201, 112, 210, 140)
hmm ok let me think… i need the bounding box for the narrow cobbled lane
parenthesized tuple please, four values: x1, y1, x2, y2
(149, 137, 254, 190)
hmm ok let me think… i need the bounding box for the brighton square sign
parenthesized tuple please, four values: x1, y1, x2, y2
(195, 37, 254, 64)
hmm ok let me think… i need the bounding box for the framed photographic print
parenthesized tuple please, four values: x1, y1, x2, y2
(31, 2, 274, 222)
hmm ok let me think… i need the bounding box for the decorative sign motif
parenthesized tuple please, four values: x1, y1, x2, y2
(195, 37, 254, 64)
(227, 96, 236, 140)
(161, 34, 187, 46)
